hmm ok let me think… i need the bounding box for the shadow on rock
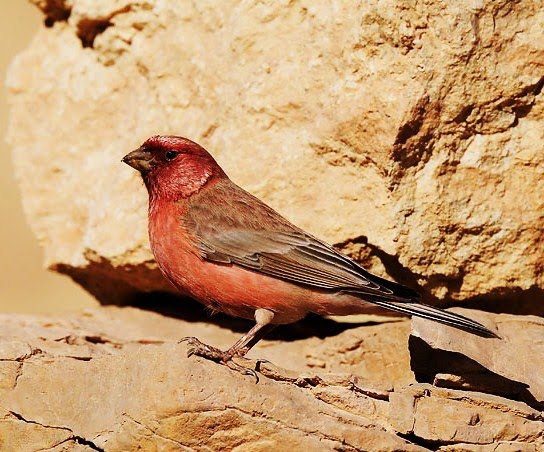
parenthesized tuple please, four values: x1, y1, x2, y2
(409, 335, 543, 411)
(127, 290, 392, 342)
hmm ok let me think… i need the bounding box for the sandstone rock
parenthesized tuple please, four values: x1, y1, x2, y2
(1, 306, 543, 451)
(409, 309, 544, 410)
(389, 385, 544, 449)
(6, 0, 544, 306)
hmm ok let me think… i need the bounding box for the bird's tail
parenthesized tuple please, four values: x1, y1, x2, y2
(366, 298, 499, 338)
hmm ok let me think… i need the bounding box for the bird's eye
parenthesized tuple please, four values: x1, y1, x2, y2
(165, 150, 179, 161)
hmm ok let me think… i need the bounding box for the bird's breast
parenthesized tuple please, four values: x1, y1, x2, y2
(147, 201, 318, 322)
(148, 201, 198, 289)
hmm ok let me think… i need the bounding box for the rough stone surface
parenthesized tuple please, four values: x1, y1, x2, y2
(6, 0, 544, 306)
(1, 306, 543, 451)
(410, 309, 544, 410)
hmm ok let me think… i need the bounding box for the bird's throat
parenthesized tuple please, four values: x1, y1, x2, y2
(144, 166, 215, 207)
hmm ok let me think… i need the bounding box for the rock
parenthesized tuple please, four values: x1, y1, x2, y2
(0, 306, 417, 451)
(409, 309, 544, 409)
(389, 385, 544, 449)
(6, 0, 544, 306)
(1, 306, 543, 450)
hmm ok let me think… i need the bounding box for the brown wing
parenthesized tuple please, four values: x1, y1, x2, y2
(186, 180, 418, 302)
(183, 179, 499, 338)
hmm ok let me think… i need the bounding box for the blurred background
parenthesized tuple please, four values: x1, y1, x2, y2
(0, 2, 95, 312)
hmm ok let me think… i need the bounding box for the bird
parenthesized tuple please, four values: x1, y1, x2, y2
(122, 135, 498, 378)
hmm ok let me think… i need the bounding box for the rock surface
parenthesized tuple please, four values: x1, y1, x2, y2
(410, 309, 544, 410)
(6, 0, 544, 306)
(1, 305, 543, 451)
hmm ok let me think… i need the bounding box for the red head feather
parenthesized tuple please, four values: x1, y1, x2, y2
(123, 135, 226, 203)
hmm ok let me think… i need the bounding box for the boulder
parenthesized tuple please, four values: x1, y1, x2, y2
(410, 309, 544, 410)
(6, 0, 544, 305)
(4, 1, 544, 448)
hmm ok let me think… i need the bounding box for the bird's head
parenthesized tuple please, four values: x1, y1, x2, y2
(122, 135, 225, 201)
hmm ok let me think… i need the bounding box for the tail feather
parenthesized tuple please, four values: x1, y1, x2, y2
(367, 299, 499, 338)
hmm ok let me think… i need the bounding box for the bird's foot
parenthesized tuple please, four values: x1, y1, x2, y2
(179, 336, 266, 382)
(180, 336, 225, 360)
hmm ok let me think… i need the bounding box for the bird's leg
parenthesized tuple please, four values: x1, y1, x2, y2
(181, 309, 275, 380)
(224, 309, 275, 359)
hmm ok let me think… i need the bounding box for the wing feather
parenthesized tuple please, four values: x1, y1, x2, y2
(183, 180, 498, 338)
(188, 184, 418, 301)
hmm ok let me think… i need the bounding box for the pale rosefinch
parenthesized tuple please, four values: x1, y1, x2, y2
(123, 136, 497, 377)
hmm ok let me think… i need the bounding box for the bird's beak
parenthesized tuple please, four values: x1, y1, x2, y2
(122, 148, 155, 173)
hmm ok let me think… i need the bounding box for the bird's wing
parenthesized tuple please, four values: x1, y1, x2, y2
(199, 228, 413, 296)
(187, 182, 418, 302)
(184, 181, 498, 338)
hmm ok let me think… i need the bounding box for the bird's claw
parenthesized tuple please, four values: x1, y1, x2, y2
(180, 336, 224, 360)
(225, 360, 260, 383)
(252, 358, 271, 374)
(179, 336, 264, 383)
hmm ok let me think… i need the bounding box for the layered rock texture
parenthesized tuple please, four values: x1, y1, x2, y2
(4, 0, 544, 450)
(1, 306, 543, 451)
